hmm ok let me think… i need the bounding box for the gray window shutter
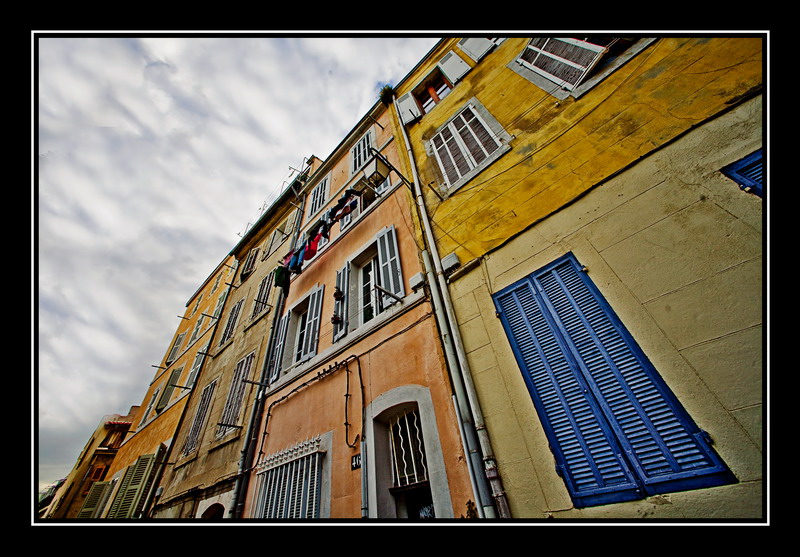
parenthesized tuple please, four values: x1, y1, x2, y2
(377, 226, 404, 307)
(459, 38, 494, 61)
(269, 313, 290, 383)
(396, 92, 422, 125)
(77, 480, 112, 518)
(334, 263, 350, 341)
(438, 50, 470, 84)
(300, 286, 325, 361)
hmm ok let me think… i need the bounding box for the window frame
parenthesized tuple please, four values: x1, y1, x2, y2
(427, 99, 511, 196)
(267, 284, 325, 384)
(721, 148, 763, 197)
(492, 252, 736, 508)
(216, 351, 256, 438)
(510, 37, 655, 100)
(181, 380, 217, 457)
(219, 298, 244, 345)
(307, 177, 329, 218)
(351, 130, 374, 175)
(250, 433, 332, 518)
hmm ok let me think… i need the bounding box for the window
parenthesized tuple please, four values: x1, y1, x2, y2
(352, 131, 373, 174)
(388, 408, 434, 518)
(264, 211, 296, 257)
(186, 342, 209, 388)
(216, 352, 256, 438)
(188, 315, 205, 345)
(267, 284, 325, 383)
(106, 451, 161, 519)
(155, 366, 183, 413)
(338, 176, 390, 232)
(251, 274, 273, 320)
(219, 299, 244, 345)
(165, 332, 185, 365)
(336, 226, 404, 339)
(240, 247, 260, 278)
(213, 292, 227, 318)
(512, 37, 649, 99)
(182, 381, 217, 456)
(721, 149, 763, 197)
(492, 253, 736, 508)
(308, 178, 328, 217)
(429, 102, 509, 193)
(458, 37, 504, 62)
(396, 50, 471, 125)
(251, 437, 326, 518)
(77, 480, 113, 518)
(139, 390, 159, 425)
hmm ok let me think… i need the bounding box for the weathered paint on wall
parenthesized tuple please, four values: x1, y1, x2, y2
(394, 36, 763, 519)
(401, 38, 762, 265)
(444, 95, 762, 518)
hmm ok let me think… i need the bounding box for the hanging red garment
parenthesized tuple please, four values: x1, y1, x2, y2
(304, 232, 321, 258)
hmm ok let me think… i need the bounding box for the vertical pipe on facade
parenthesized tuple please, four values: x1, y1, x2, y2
(422, 249, 485, 518)
(231, 192, 307, 519)
(392, 95, 511, 519)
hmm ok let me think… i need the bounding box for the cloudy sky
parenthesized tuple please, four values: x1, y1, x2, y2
(35, 33, 442, 490)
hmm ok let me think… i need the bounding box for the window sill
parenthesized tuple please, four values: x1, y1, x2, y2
(267, 289, 426, 393)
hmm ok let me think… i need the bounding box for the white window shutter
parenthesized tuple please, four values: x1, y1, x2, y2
(269, 313, 290, 382)
(334, 263, 350, 340)
(377, 226, 404, 306)
(396, 92, 422, 125)
(301, 286, 324, 360)
(438, 51, 470, 84)
(459, 38, 494, 61)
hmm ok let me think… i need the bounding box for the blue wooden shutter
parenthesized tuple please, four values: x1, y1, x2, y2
(494, 253, 735, 507)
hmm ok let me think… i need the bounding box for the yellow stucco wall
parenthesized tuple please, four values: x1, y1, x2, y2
(401, 37, 763, 265)
(395, 37, 764, 519)
(107, 255, 237, 482)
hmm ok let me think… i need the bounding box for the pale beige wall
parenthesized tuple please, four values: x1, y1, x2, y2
(447, 95, 763, 519)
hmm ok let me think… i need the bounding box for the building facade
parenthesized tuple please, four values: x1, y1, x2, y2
(70, 256, 237, 519)
(235, 101, 486, 520)
(42, 406, 138, 518)
(388, 37, 764, 519)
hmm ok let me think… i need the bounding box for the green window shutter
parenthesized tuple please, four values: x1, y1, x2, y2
(106, 454, 157, 519)
(155, 367, 182, 413)
(77, 480, 111, 518)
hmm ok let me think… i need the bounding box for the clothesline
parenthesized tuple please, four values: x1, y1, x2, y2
(273, 188, 364, 296)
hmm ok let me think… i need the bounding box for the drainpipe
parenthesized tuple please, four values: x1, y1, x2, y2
(392, 96, 511, 518)
(230, 187, 307, 519)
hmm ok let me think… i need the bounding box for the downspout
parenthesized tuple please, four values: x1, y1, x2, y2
(392, 95, 511, 518)
(230, 189, 307, 519)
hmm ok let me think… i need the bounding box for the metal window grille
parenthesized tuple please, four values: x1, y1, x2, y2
(253, 438, 324, 518)
(389, 409, 428, 487)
